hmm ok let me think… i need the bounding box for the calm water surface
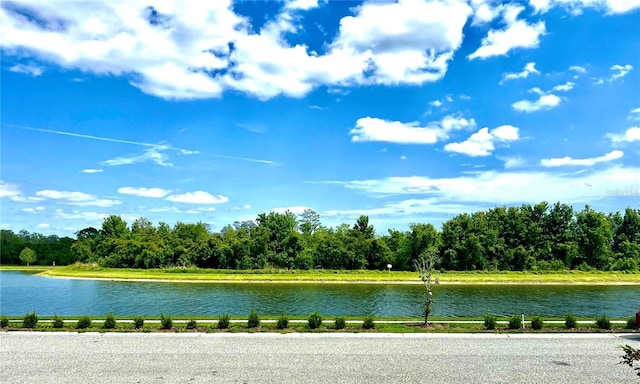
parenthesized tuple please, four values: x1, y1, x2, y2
(1, 271, 638, 317)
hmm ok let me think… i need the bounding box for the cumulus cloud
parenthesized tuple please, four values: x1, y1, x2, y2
(569, 65, 586, 74)
(606, 127, 640, 144)
(35, 189, 121, 207)
(497, 156, 526, 169)
(501, 62, 540, 83)
(468, 18, 546, 60)
(629, 108, 640, 121)
(54, 209, 108, 221)
(117, 187, 171, 198)
(0, 180, 21, 199)
(101, 147, 173, 167)
(318, 166, 640, 204)
(552, 81, 575, 92)
(512, 94, 561, 112)
(81, 169, 103, 174)
(350, 114, 476, 144)
(0, 0, 472, 100)
(444, 125, 520, 157)
(540, 150, 624, 167)
(166, 191, 229, 204)
(23, 206, 45, 214)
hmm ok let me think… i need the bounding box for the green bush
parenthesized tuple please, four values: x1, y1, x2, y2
(595, 315, 611, 330)
(217, 314, 230, 330)
(307, 311, 322, 329)
(23, 311, 38, 328)
(508, 315, 522, 330)
(52, 314, 64, 329)
(247, 309, 260, 328)
(484, 313, 497, 330)
(133, 316, 144, 329)
(362, 314, 375, 330)
(77, 315, 92, 329)
(186, 319, 197, 330)
(160, 313, 173, 330)
(565, 313, 577, 329)
(0, 317, 8, 328)
(334, 317, 346, 330)
(625, 317, 639, 330)
(103, 313, 116, 329)
(530, 316, 543, 330)
(277, 313, 289, 330)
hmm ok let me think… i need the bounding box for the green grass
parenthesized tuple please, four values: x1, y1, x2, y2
(7, 264, 637, 284)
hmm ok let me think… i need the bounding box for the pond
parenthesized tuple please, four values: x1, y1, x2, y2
(1, 271, 638, 317)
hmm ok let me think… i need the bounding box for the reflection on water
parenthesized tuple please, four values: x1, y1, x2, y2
(1, 271, 638, 317)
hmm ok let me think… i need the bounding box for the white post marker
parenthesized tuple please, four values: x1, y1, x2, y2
(387, 264, 392, 273)
(522, 314, 525, 329)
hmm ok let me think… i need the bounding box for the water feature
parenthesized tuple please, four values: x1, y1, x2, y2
(1, 271, 638, 317)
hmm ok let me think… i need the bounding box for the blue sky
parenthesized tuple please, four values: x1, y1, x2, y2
(1, 0, 639, 236)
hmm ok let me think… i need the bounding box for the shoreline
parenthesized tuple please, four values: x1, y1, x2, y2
(38, 273, 640, 285)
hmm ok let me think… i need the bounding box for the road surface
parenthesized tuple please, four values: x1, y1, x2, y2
(1, 332, 638, 383)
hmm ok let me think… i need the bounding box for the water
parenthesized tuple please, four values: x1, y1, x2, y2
(1, 271, 638, 317)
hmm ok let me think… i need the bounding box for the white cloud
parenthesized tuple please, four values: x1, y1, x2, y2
(429, 100, 443, 107)
(501, 62, 540, 83)
(101, 147, 172, 167)
(400, 155, 408, 160)
(468, 19, 546, 60)
(629, 108, 640, 121)
(54, 209, 108, 221)
(35, 189, 121, 207)
(540, 150, 624, 167)
(271, 206, 311, 215)
(606, 127, 640, 144)
(512, 94, 561, 112)
(552, 81, 575, 92)
(610, 64, 633, 81)
(147, 206, 212, 214)
(0, 1, 473, 100)
(284, 0, 319, 11)
(350, 114, 476, 144)
(81, 169, 103, 174)
(166, 191, 229, 204)
(319, 166, 640, 204)
(22, 207, 45, 214)
(37, 223, 50, 228)
(117, 187, 171, 198)
(444, 125, 520, 157)
(9, 63, 44, 76)
(569, 65, 586, 74)
(0, 180, 21, 199)
(530, 0, 640, 15)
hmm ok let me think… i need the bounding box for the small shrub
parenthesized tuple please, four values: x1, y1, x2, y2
(565, 313, 577, 329)
(508, 315, 522, 330)
(625, 317, 639, 330)
(217, 314, 230, 330)
(77, 315, 92, 329)
(0, 317, 8, 328)
(247, 309, 260, 328)
(484, 313, 497, 330)
(307, 311, 322, 329)
(186, 319, 197, 330)
(530, 316, 544, 330)
(52, 314, 64, 329)
(103, 312, 116, 329)
(595, 314, 611, 330)
(276, 313, 289, 330)
(23, 311, 38, 328)
(362, 314, 375, 330)
(334, 317, 346, 330)
(133, 316, 144, 329)
(160, 313, 172, 330)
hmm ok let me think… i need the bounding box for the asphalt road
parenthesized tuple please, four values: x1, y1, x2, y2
(1, 332, 638, 383)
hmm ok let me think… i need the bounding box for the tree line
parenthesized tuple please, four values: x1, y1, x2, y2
(1, 202, 639, 271)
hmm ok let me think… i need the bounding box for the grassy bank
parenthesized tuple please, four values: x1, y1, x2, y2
(2, 265, 639, 284)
